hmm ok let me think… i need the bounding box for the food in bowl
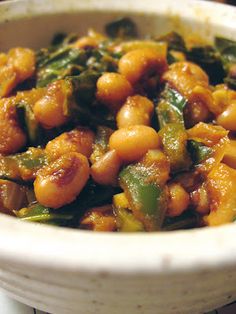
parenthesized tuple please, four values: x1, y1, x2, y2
(0, 17, 236, 232)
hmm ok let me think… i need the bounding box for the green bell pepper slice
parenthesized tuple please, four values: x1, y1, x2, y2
(156, 85, 187, 128)
(159, 123, 192, 173)
(119, 163, 167, 231)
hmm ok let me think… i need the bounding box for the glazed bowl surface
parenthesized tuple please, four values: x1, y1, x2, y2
(0, 1, 236, 313)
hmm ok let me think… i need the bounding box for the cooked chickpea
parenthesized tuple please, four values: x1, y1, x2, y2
(212, 88, 236, 115)
(0, 48, 35, 97)
(0, 98, 26, 155)
(34, 152, 89, 209)
(45, 128, 95, 161)
(190, 184, 209, 215)
(171, 61, 209, 83)
(116, 95, 154, 128)
(73, 30, 106, 49)
(223, 139, 236, 169)
(184, 101, 210, 128)
(80, 205, 117, 231)
(73, 36, 99, 49)
(0, 66, 16, 97)
(16, 87, 46, 107)
(167, 183, 190, 217)
(0, 53, 7, 66)
(163, 61, 214, 117)
(115, 40, 167, 54)
(109, 125, 160, 162)
(8, 47, 35, 82)
(33, 80, 72, 128)
(96, 72, 133, 111)
(91, 149, 122, 185)
(118, 48, 168, 85)
(216, 102, 236, 131)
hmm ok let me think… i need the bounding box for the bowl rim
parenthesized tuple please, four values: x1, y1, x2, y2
(0, 0, 236, 275)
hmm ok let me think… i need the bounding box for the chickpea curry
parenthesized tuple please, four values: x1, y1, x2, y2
(1, 17, 236, 231)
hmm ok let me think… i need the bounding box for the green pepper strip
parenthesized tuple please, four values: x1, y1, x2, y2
(119, 164, 167, 231)
(115, 207, 144, 232)
(156, 85, 187, 128)
(159, 123, 192, 173)
(0, 148, 48, 182)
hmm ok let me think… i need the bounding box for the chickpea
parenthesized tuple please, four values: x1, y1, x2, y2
(163, 61, 214, 117)
(0, 65, 16, 98)
(109, 125, 160, 162)
(0, 53, 7, 66)
(166, 61, 209, 83)
(80, 205, 116, 231)
(0, 48, 35, 97)
(8, 48, 35, 82)
(212, 88, 236, 115)
(33, 80, 72, 128)
(118, 48, 168, 85)
(16, 87, 46, 108)
(115, 40, 167, 54)
(223, 139, 236, 169)
(91, 149, 122, 185)
(45, 128, 95, 161)
(73, 37, 99, 49)
(116, 95, 154, 128)
(167, 183, 190, 217)
(73, 30, 106, 49)
(34, 152, 89, 209)
(184, 101, 210, 128)
(96, 72, 133, 111)
(190, 184, 209, 215)
(216, 102, 236, 131)
(0, 97, 26, 155)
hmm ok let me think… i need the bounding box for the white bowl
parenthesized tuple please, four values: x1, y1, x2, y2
(0, 0, 236, 313)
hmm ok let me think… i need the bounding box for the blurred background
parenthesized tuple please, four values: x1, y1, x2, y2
(213, 0, 236, 4)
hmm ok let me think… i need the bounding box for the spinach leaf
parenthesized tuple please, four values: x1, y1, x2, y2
(68, 70, 116, 129)
(215, 37, 236, 89)
(215, 37, 236, 66)
(162, 210, 198, 231)
(36, 47, 87, 87)
(51, 32, 67, 46)
(187, 140, 212, 165)
(86, 48, 119, 73)
(70, 70, 100, 104)
(16, 203, 73, 226)
(16, 102, 44, 146)
(187, 46, 225, 85)
(156, 32, 186, 52)
(105, 17, 138, 39)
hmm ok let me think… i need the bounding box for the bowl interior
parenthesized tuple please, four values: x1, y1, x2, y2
(0, 0, 236, 274)
(0, 0, 236, 50)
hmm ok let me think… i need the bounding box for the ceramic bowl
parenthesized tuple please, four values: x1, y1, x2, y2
(0, 0, 236, 313)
